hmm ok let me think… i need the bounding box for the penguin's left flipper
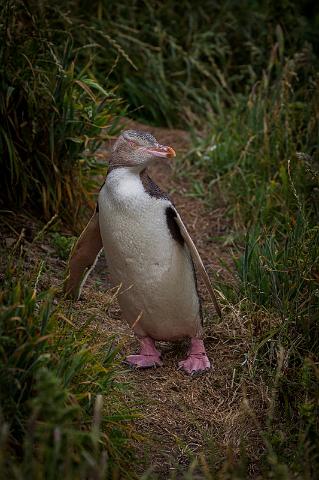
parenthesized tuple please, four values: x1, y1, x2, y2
(174, 211, 222, 319)
(63, 208, 103, 300)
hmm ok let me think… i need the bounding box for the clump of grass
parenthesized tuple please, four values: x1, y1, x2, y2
(237, 222, 319, 320)
(51, 232, 76, 260)
(186, 46, 318, 225)
(0, 1, 124, 227)
(0, 253, 139, 478)
(185, 37, 319, 478)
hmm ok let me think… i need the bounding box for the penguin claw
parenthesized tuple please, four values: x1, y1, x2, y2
(125, 354, 163, 368)
(178, 354, 211, 375)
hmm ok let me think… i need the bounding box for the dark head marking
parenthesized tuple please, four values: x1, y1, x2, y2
(109, 129, 175, 169)
(122, 130, 158, 146)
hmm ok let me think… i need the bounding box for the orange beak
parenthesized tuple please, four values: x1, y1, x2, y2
(143, 144, 176, 158)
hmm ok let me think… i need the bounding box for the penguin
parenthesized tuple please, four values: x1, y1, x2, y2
(64, 130, 221, 374)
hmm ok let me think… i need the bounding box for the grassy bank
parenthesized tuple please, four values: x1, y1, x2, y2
(184, 38, 319, 479)
(0, 0, 124, 225)
(1, 1, 318, 220)
(0, 239, 141, 479)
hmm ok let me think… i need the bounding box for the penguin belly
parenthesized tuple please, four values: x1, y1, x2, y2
(98, 170, 202, 341)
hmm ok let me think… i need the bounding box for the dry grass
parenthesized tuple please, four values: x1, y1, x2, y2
(0, 122, 270, 478)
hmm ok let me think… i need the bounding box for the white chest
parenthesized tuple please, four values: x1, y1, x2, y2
(97, 168, 200, 340)
(98, 169, 172, 271)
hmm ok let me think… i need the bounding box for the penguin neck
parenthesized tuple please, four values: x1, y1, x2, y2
(106, 165, 147, 201)
(108, 165, 145, 177)
(108, 151, 146, 174)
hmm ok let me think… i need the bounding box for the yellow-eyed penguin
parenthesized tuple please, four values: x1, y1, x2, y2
(64, 130, 221, 374)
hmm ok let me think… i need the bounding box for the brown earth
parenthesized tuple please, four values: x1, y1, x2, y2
(0, 119, 268, 478)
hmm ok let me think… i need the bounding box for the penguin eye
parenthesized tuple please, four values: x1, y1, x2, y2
(126, 139, 138, 147)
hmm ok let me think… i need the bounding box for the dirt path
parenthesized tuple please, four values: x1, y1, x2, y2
(1, 121, 266, 478)
(77, 120, 266, 477)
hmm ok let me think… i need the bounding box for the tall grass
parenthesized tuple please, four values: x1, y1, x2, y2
(187, 46, 318, 222)
(75, 0, 319, 127)
(0, 251, 139, 478)
(0, 0, 124, 226)
(2, 1, 317, 220)
(185, 34, 319, 477)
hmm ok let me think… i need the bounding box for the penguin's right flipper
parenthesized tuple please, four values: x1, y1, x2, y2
(63, 208, 103, 300)
(174, 211, 222, 319)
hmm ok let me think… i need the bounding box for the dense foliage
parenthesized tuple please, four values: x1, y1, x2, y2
(184, 11, 319, 477)
(1, 1, 318, 217)
(0, 0, 124, 225)
(0, 252, 137, 478)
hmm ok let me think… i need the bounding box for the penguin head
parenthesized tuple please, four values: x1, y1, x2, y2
(110, 130, 176, 169)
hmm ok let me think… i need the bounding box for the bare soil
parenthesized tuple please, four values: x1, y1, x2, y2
(0, 119, 268, 478)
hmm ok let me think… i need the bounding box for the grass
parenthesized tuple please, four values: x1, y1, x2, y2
(2, 1, 318, 220)
(182, 33, 319, 479)
(82, 0, 318, 127)
(51, 232, 77, 260)
(0, 245, 140, 479)
(0, 0, 124, 226)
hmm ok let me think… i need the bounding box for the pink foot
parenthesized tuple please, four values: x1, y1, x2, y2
(178, 338, 210, 375)
(126, 354, 163, 368)
(126, 337, 163, 369)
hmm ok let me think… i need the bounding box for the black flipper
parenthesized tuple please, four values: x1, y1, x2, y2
(172, 209, 222, 318)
